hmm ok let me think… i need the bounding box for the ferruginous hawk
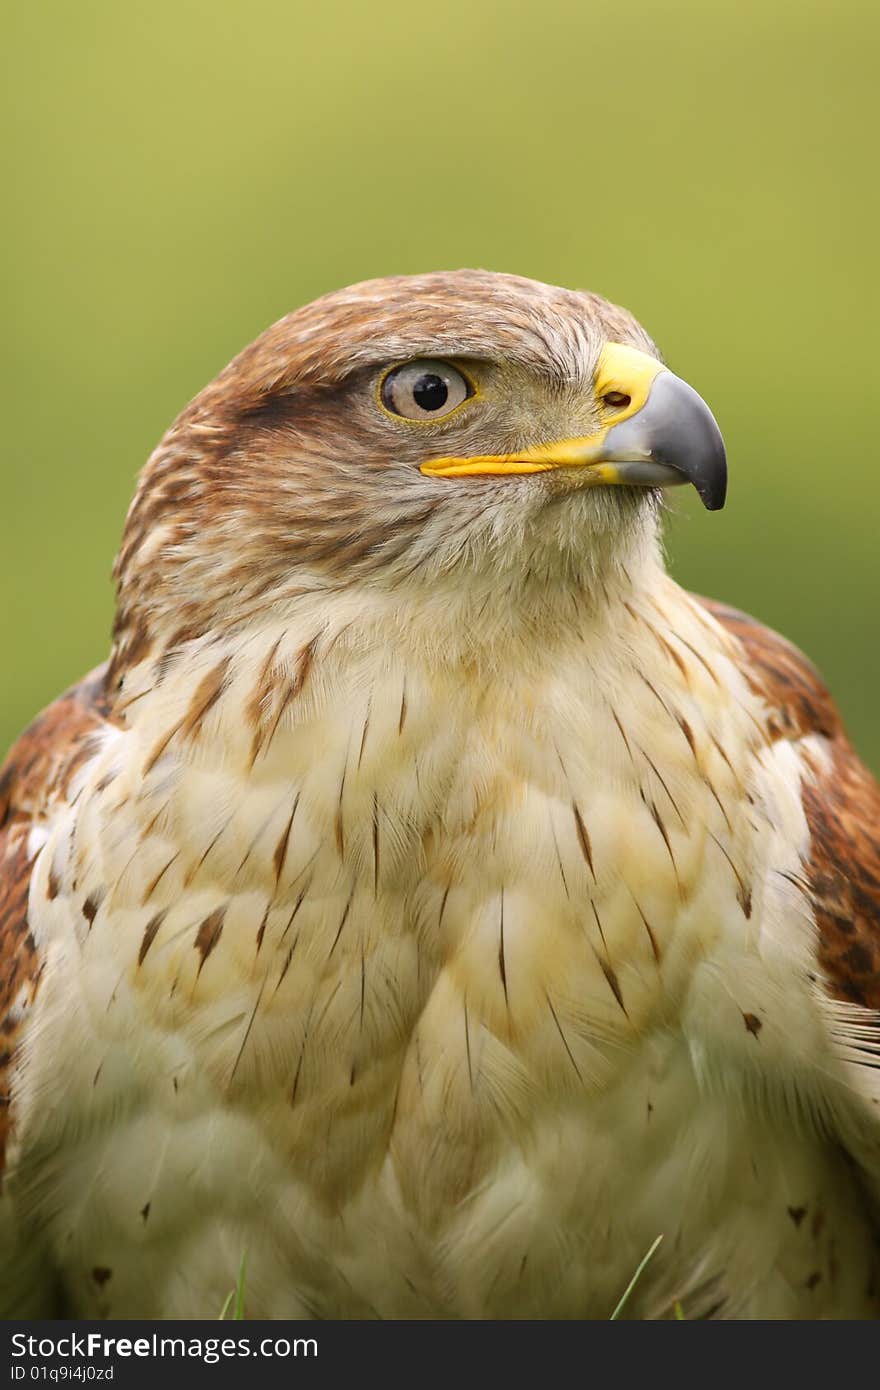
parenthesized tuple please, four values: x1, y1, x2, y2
(1, 271, 878, 1320)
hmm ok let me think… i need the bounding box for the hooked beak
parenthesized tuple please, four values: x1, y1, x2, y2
(419, 342, 727, 511)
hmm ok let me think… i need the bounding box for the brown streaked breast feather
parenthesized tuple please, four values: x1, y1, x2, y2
(696, 595, 880, 1011)
(0, 664, 112, 1177)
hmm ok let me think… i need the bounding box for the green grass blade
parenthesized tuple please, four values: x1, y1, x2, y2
(233, 1252, 247, 1320)
(218, 1251, 248, 1319)
(609, 1234, 664, 1320)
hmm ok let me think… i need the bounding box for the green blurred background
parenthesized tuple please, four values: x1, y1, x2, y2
(3, 0, 878, 768)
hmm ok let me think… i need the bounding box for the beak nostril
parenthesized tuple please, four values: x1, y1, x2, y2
(603, 391, 631, 409)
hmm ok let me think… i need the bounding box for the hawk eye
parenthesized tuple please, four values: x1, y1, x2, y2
(380, 359, 472, 421)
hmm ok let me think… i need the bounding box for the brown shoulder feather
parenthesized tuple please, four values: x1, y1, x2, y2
(0, 665, 111, 1175)
(697, 597, 842, 742)
(696, 596, 880, 1012)
(0, 665, 112, 831)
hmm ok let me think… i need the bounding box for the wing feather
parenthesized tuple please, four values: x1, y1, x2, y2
(696, 597, 880, 1011)
(697, 596, 880, 1230)
(0, 665, 111, 1172)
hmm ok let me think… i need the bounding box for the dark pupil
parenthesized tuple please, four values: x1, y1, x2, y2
(412, 373, 448, 412)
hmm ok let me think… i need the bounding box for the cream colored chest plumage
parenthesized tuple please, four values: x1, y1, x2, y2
(10, 581, 876, 1318)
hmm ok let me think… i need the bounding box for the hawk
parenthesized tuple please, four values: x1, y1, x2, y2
(1, 271, 878, 1320)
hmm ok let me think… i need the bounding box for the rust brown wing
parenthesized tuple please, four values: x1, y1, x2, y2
(696, 597, 880, 1015)
(697, 595, 880, 1263)
(0, 665, 112, 1176)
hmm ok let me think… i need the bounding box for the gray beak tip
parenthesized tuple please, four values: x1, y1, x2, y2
(644, 371, 728, 513)
(695, 461, 728, 511)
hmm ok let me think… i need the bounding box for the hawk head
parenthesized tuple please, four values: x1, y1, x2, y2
(111, 270, 725, 676)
